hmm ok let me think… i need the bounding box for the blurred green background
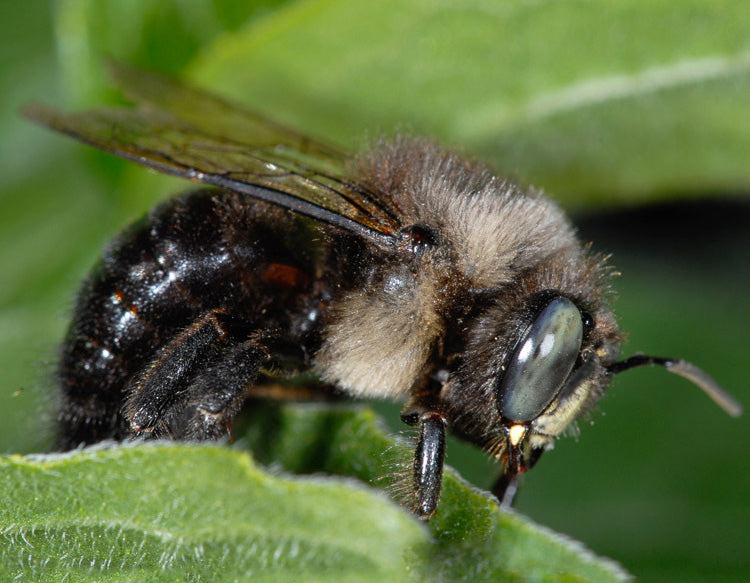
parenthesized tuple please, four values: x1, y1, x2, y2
(1, 1, 748, 581)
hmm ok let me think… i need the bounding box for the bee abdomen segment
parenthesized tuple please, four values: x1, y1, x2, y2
(55, 189, 323, 448)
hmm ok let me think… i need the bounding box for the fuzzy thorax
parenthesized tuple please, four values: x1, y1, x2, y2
(314, 138, 585, 400)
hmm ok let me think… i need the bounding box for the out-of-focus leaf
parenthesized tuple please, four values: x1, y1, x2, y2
(53, 0, 750, 205)
(54, 0, 292, 105)
(186, 0, 750, 205)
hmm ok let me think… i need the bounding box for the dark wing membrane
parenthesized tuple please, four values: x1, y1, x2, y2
(22, 104, 400, 246)
(107, 61, 346, 168)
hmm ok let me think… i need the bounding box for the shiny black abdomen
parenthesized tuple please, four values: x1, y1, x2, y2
(57, 189, 325, 447)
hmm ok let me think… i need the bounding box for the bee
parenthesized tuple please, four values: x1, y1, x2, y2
(23, 63, 741, 518)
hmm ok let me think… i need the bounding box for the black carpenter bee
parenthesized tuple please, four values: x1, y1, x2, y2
(23, 63, 741, 518)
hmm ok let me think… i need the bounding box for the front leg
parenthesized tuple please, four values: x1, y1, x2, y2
(491, 444, 545, 507)
(413, 411, 447, 518)
(492, 469, 521, 508)
(401, 402, 447, 519)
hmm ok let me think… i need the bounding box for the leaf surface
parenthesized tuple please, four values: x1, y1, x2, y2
(0, 406, 630, 582)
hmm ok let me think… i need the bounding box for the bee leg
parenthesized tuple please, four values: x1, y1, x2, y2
(181, 339, 270, 439)
(412, 411, 447, 518)
(491, 447, 545, 507)
(123, 310, 264, 438)
(125, 310, 232, 437)
(492, 471, 520, 508)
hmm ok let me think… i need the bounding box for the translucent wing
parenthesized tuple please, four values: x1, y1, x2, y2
(107, 61, 348, 175)
(22, 65, 401, 247)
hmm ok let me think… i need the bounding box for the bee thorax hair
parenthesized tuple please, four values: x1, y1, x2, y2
(355, 137, 580, 288)
(314, 265, 443, 399)
(317, 137, 605, 401)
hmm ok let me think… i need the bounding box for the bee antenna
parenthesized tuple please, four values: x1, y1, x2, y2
(607, 354, 742, 417)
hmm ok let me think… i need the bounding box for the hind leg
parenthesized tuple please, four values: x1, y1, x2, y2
(124, 311, 269, 440)
(180, 339, 269, 439)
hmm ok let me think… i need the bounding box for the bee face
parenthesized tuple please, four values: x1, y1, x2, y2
(440, 252, 621, 478)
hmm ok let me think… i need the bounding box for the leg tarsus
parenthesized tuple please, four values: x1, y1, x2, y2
(182, 339, 270, 440)
(492, 447, 544, 508)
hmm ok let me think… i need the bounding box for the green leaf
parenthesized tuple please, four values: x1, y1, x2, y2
(0, 406, 630, 582)
(184, 0, 750, 205)
(0, 442, 425, 583)
(52, 0, 750, 205)
(53, 0, 292, 105)
(2, 2, 747, 582)
(236, 404, 631, 582)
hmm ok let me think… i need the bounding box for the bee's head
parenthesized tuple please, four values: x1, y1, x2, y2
(440, 262, 740, 503)
(442, 278, 617, 470)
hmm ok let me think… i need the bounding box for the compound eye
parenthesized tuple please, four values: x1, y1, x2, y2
(498, 296, 583, 423)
